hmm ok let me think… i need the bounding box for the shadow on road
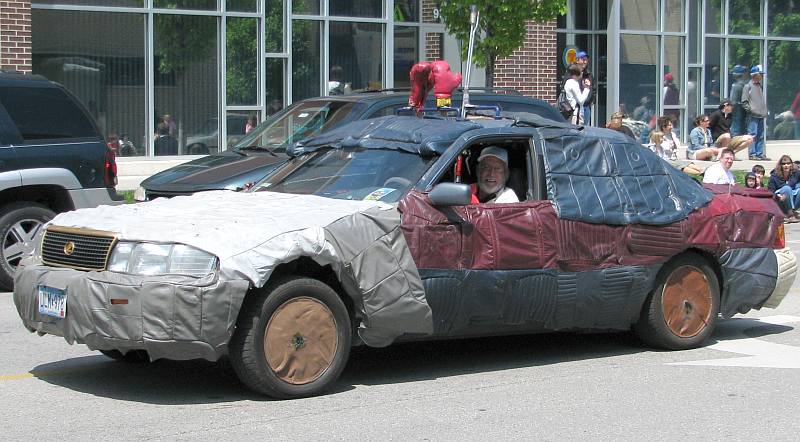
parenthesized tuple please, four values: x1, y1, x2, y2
(29, 317, 794, 404)
(31, 331, 644, 404)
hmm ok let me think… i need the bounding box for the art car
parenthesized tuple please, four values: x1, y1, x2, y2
(13, 109, 797, 399)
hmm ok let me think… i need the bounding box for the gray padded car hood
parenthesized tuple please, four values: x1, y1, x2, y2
(48, 191, 432, 346)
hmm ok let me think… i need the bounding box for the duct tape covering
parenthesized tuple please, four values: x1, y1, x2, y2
(19, 190, 432, 351)
(535, 130, 713, 225)
(14, 265, 248, 361)
(718, 247, 779, 317)
(289, 115, 481, 157)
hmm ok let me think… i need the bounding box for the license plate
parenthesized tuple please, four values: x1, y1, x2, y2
(38, 286, 66, 319)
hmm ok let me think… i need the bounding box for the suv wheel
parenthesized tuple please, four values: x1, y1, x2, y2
(0, 203, 55, 291)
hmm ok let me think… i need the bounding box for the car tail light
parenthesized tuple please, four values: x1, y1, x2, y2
(774, 223, 785, 249)
(104, 149, 118, 188)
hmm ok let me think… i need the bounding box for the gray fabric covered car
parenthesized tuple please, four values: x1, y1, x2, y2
(14, 114, 797, 399)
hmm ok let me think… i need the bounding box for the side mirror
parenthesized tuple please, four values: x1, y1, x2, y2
(428, 182, 472, 206)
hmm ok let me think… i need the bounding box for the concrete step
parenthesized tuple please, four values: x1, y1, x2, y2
(115, 155, 197, 190)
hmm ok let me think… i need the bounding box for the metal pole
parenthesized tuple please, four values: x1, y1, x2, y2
(460, 5, 480, 119)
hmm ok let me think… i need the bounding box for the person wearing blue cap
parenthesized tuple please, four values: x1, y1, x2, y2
(742, 64, 770, 160)
(575, 51, 594, 125)
(729, 65, 748, 136)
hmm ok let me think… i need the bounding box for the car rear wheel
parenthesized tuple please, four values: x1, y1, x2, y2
(634, 254, 720, 350)
(0, 203, 55, 291)
(229, 277, 351, 399)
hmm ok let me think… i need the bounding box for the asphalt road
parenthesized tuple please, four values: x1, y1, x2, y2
(3, 226, 800, 440)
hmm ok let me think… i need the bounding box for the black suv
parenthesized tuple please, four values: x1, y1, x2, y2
(0, 72, 120, 289)
(137, 90, 563, 200)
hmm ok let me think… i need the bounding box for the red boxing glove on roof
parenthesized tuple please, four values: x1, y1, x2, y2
(408, 62, 432, 110)
(430, 60, 462, 107)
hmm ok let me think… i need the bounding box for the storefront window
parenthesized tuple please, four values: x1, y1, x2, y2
(729, 0, 761, 35)
(664, 0, 684, 32)
(395, 0, 419, 22)
(619, 34, 658, 118)
(266, 58, 286, 115)
(330, 22, 384, 92)
(293, 0, 320, 15)
(705, 0, 722, 34)
(557, 0, 591, 30)
(664, 35, 685, 131)
(394, 26, 419, 89)
(767, 40, 800, 140)
(153, 0, 216, 10)
(265, 0, 285, 53)
(330, 0, 383, 18)
(154, 14, 218, 155)
(689, 0, 701, 63)
(688, 66, 701, 119)
(769, 0, 800, 37)
(227, 0, 257, 12)
(227, 17, 258, 106)
(292, 20, 322, 101)
(704, 37, 723, 112)
(32, 9, 147, 156)
(728, 38, 761, 72)
(620, 0, 658, 31)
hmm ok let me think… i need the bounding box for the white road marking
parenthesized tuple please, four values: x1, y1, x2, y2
(669, 315, 800, 369)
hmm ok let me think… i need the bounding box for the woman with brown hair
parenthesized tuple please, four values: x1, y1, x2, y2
(768, 154, 800, 221)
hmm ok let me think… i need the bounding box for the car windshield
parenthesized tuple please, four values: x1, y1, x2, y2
(253, 148, 437, 203)
(234, 100, 359, 152)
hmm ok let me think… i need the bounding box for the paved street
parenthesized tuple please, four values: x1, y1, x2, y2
(3, 226, 800, 440)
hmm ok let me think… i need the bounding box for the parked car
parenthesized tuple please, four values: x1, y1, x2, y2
(0, 72, 120, 290)
(136, 89, 564, 200)
(14, 113, 795, 399)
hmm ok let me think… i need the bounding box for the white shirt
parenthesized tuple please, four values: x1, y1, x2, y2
(486, 187, 519, 204)
(702, 163, 735, 184)
(564, 78, 590, 117)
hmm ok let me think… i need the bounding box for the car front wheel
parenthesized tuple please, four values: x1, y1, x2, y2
(635, 254, 720, 350)
(229, 276, 351, 399)
(0, 203, 55, 291)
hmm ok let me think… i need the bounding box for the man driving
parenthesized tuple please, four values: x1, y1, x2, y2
(471, 146, 519, 204)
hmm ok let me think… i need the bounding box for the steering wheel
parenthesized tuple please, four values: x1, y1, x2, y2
(382, 177, 412, 189)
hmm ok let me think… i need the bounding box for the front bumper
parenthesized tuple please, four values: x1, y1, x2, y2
(13, 263, 249, 362)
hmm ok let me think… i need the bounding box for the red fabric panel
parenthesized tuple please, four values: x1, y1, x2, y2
(399, 187, 784, 273)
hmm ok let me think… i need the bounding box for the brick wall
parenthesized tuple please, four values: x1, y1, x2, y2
(494, 20, 557, 102)
(0, 1, 31, 73)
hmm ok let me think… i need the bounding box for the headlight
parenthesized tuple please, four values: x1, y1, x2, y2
(108, 241, 217, 277)
(133, 186, 147, 202)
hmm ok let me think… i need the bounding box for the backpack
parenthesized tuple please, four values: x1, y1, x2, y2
(556, 79, 574, 119)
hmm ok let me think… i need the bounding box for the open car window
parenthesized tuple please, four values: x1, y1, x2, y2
(254, 148, 437, 203)
(433, 140, 535, 202)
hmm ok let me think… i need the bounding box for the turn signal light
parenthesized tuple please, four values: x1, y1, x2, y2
(774, 223, 785, 249)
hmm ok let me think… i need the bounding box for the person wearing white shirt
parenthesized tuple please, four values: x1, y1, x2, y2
(702, 149, 736, 184)
(564, 63, 591, 125)
(471, 146, 519, 204)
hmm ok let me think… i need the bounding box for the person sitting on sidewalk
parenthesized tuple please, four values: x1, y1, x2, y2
(689, 115, 722, 160)
(702, 148, 736, 184)
(768, 155, 800, 221)
(708, 99, 754, 154)
(745, 172, 759, 189)
(752, 164, 766, 189)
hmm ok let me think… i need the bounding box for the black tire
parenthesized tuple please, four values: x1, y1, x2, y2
(99, 349, 150, 363)
(229, 277, 351, 399)
(634, 253, 720, 350)
(0, 202, 55, 291)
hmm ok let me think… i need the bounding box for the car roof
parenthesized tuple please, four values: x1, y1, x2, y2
(0, 71, 56, 88)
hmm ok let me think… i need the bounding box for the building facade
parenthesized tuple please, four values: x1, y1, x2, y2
(1, 1, 798, 157)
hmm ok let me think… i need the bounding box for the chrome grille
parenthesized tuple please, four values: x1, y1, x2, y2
(41, 227, 117, 271)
